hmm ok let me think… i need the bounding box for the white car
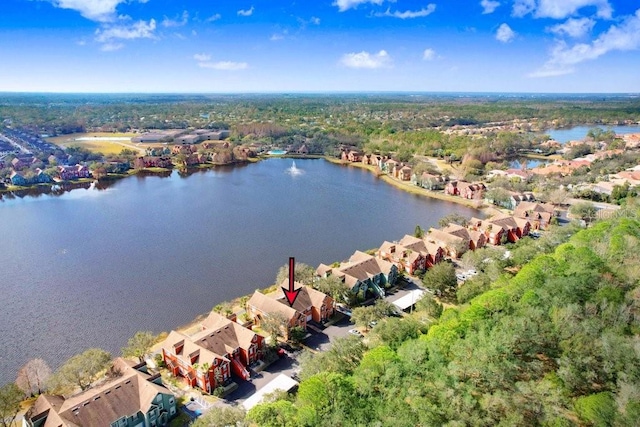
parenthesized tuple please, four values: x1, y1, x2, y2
(348, 329, 363, 337)
(456, 273, 467, 281)
(467, 269, 478, 276)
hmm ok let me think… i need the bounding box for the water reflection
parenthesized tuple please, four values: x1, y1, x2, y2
(0, 180, 114, 201)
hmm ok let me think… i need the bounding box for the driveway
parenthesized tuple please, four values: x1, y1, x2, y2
(221, 352, 300, 405)
(304, 315, 354, 352)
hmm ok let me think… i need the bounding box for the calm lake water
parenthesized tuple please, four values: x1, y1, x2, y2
(0, 158, 479, 384)
(545, 125, 640, 143)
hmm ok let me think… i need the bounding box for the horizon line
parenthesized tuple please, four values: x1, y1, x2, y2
(1, 90, 639, 97)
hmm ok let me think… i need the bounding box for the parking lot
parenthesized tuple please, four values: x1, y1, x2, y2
(217, 314, 355, 409)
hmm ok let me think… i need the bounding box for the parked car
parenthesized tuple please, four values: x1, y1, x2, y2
(348, 329, 363, 337)
(467, 269, 477, 276)
(456, 273, 467, 281)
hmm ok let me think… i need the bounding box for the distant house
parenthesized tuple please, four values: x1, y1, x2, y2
(145, 147, 171, 156)
(486, 191, 535, 210)
(9, 171, 27, 186)
(22, 358, 177, 427)
(460, 182, 486, 199)
(342, 150, 362, 162)
(505, 169, 533, 181)
(396, 165, 413, 181)
(426, 228, 468, 258)
(134, 156, 173, 169)
(296, 144, 309, 155)
(171, 144, 197, 155)
(415, 172, 447, 190)
(381, 159, 399, 173)
(107, 160, 131, 174)
(441, 223, 487, 251)
(444, 180, 463, 196)
(58, 165, 91, 180)
(11, 157, 28, 169)
(469, 214, 531, 245)
(246, 291, 307, 340)
(9, 169, 52, 186)
(513, 201, 556, 230)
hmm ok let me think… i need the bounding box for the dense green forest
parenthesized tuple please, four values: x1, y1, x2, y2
(235, 208, 640, 427)
(2, 93, 639, 140)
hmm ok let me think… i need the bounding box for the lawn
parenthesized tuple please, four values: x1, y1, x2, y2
(46, 132, 143, 155)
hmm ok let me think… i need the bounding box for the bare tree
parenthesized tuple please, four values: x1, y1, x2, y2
(16, 358, 52, 396)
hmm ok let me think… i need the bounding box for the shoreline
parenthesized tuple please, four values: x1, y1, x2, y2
(323, 156, 487, 211)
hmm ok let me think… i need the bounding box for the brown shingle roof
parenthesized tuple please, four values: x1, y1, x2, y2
(275, 281, 330, 313)
(26, 358, 173, 427)
(247, 291, 301, 321)
(163, 330, 228, 365)
(194, 312, 258, 353)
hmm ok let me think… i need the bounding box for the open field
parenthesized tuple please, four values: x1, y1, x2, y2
(46, 132, 144, 155)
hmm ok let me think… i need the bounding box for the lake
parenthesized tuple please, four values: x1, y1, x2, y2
(0, 158, 480, 384)
(545, 125, 640, 143)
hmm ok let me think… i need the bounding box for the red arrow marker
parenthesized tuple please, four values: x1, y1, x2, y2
(282, 257, 300, 307)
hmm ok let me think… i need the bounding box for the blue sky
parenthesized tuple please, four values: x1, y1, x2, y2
(1, 0, 639, 93)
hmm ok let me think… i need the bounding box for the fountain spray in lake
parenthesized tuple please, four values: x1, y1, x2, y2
(286, 160, 304, 176)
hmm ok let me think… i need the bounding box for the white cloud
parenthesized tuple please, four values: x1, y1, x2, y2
(340, 50, 392, 69)
(193, 53, 211, 61)
(537, 0, 612, 19)
(100, 42, 124, 52)
(512, 0, 536, 17)
(237, 6, 254, 17)
(496, 23, 516, 42)
(311, 16, 321, 25)
(513, 0, 613, 19)
(375, 4, 437, 19)
(530, 9, 640, 77)
(480, 0, 500, 14)
(334, 0, 384, 12)
(422, 48, 436, 60)
(270, 33, 285, 41)
(95, 19, 157, 43)
(548, 17, 595, 38)
(206, 13, 221, 22)
(50, 0, 150, 22)
(198, 61, 249, 70)
(162, 10, 189, 28)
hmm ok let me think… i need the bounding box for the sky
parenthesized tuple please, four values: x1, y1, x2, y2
(0, 0, 639, 93)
